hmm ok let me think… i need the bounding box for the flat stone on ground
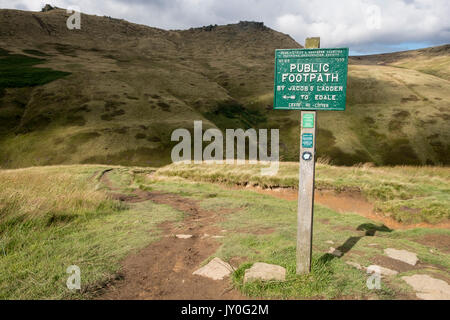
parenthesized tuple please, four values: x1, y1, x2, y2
(402, 274, 450, 300)
(367, 265, 398, 276)
(192, 257, 233, 280)
(176, 234, 193, 239)
(244, 262, 286, 283)
(384, 248, 418, 265)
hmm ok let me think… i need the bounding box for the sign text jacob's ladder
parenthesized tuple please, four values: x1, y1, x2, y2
(273, 48, 349, 111)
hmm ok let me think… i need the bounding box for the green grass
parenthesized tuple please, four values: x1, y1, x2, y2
(203, 100, 267, 130)
(139, 176, 449, 299)
(1, 165, 448, 299)
(22, 49, 50, 57)
(0, 165, 182, 299)
(0, 49, 70, 88)
(155, 162, 450, 224)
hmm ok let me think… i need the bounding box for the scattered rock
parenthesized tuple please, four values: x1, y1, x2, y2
(212, 235, 225, 239)
(402, 274, 450, 300)
(346, 261, 363, 270)
(244, 262, 286, 283)
(192, 258, 234, 280)
(328, 247, 343, 257)
(325, 240, 334, 244)
(41, 4, 56, 12)
(367, 265, 398, 276)
(176, 234, 193, 239)
(368, 243, 379, 247)
(238, 21, 266, 30)
(384, 248, 418, 265)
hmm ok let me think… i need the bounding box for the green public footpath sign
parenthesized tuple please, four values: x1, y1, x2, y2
(273, 48, 349, 110)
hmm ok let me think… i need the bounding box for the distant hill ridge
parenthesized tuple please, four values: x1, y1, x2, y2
(0, 8, 448, 168)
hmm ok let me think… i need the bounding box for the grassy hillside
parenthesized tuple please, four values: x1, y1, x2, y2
(0, 8, 449, 168)
(351, 45, 450, 81)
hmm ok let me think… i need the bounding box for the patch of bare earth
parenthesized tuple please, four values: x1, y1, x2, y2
(97, 171, 245, 300)
(371, 255, 418, 273)
(412, 234, 450, 254)
(238, 186, 450, 230)
(371, 255, 450, 283)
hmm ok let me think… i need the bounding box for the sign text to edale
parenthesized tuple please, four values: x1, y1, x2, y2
(274, 48, 349, 110)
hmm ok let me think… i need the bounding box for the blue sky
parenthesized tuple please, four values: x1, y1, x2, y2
(1, 0, 449, 55)
(350, 41, 449, 56)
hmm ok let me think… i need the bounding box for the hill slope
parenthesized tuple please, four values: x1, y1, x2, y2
(0, 8, 448, 167)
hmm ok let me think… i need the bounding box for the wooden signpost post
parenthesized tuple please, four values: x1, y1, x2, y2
(273, 37, 349, 274)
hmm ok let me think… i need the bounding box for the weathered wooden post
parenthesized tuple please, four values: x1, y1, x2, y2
(273, 37, 349, 274)
(297, 37, 320, 274)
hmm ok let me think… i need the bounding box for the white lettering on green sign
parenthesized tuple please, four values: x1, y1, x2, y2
(273, 48, 349, 111)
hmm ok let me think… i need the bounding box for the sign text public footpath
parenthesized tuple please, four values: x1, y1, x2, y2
(273, 48, 349, 110)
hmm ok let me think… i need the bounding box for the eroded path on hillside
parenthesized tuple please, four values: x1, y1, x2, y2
(238, 186, 450, 230)
(97, 170, 244, 300)
(94, 168, 449, 300)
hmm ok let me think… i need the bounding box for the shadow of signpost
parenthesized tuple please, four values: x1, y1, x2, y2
(318, 223, 392, 264)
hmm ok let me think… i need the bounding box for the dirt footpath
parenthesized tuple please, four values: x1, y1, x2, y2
(97, 171, 245, 300)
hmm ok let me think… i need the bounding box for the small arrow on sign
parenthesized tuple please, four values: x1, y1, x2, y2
(283, 95, 295, 99)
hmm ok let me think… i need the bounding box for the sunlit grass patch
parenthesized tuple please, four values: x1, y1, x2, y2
(139, 177, 449, 299)
(0, 165, 182, 299)
(231, 251, 395, 299)
(154, 162, 450, 224)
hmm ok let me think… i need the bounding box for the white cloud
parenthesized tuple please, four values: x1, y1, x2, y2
(0, 0, 449, 53)
(273, 0, 449, 50)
